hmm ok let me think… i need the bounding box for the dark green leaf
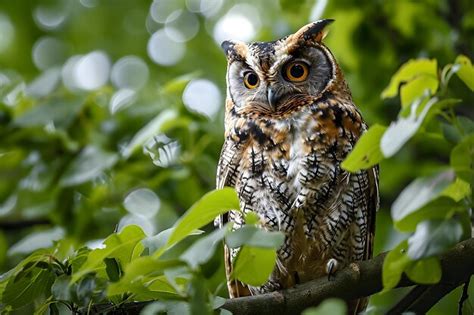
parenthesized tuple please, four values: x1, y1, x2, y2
(104, 258, 122, 282)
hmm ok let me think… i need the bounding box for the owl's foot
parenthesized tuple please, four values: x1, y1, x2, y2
(325, 258, 339, 281)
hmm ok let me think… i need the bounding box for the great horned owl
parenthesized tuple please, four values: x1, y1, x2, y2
(216, 19, 379, 314)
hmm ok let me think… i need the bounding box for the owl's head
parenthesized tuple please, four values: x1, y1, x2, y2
(222, 19, 346, 117)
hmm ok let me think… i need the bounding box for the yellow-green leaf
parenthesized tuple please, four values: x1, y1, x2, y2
(163, 188, 239, 255)
(341, 124, 387, 172)
(400, 75, 438, 107)
(405, 257, 441, 284)
(455, 55, 474, 91)
(382, 59, 438, 99)
(382, 240, 412, 290)
(232, 246, 277, 286)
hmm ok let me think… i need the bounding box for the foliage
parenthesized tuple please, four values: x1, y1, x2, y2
(0, 0, 473, 314)
(343, 56, 473, 291)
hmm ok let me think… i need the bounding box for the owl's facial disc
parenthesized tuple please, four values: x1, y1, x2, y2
(222, 19, 336, 115)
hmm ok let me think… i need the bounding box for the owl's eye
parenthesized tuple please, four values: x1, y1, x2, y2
(243, 71, 259, 89)
(285, 62, 309, 82)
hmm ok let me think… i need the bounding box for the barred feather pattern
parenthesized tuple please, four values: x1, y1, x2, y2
(217, 94, 379, 296)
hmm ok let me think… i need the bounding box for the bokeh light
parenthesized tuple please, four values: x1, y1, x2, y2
(147, 29, 185, 66)
(165, 9, 199, 42)
(213, 4, 260, 43)
(32, 37, 67, 71)
(62, 51, 110, 91)
(33, 1, 71, 31)
(186, 0, 223, 17)
(123, 188, 160, 218)
(182, 79, 222, 118)
(111, 55, 149, 90)
(149, 0, 181, 23)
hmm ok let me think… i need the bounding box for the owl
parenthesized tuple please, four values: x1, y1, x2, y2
(215, 19, 379, 314)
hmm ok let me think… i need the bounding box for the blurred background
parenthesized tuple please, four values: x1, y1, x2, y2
(0, 0, 473, 313)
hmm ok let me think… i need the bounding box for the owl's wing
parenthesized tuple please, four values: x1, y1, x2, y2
(365, 165, 380, 260)
(216, 139, 252, 297)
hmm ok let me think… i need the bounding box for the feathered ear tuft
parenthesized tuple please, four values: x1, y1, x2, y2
(286, 19, 334, 51)
(220, 40, 248, 61)
(298, 19, 334, 43)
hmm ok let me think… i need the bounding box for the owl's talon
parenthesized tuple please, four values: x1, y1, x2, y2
(326, 258, 339, 281)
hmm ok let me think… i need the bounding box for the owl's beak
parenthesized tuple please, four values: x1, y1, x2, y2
(267, 87, 278, 110)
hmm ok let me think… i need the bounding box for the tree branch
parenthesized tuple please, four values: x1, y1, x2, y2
(89, 238, 474, 315)
(221, 238, 474, 314)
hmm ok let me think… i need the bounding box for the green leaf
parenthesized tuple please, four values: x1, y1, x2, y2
(382, 59, 438, 100)
(454, 55, 474, 91)
(391, 171, 454, 227)
(51, 275, 71, 301)
(60, 146, 118, 187)
(225, 225, 285, 249)
(382, 240, 413, 290)
(180, 224, 230, 269)
(407, 218, 464, 260)
(13, 98, 83, 127)
(400, 75, 438, 107)
(451, 135, 474, 186)
(121, 109, 178, 158)
(232, 246, 277, 286)
(441, 178, 471, 202)
(143, 228, 203, 255)
(341, 124, 387, 172)
(380, 96, 437, 157)
(394, 197, 465, 232)
(104, 258, 122, 282)
(405, 257, 441, 284)
(107, 256, 182, 298)
(162, 188, 239, 255)
(71, 225, 146, 283)
(302, 298, 347, 315)
(2, 267, 55, 309)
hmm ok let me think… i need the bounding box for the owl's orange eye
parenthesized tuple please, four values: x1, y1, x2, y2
(243, 71, 259, 89)
(285, 62, 309, 82)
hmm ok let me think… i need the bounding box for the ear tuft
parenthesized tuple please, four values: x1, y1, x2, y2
(299, 19, 334, 43)
(220, 40, 247, 60)
(221, 40, 234, 56)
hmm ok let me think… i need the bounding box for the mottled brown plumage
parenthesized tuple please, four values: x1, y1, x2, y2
(216, 19, 379, 314)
